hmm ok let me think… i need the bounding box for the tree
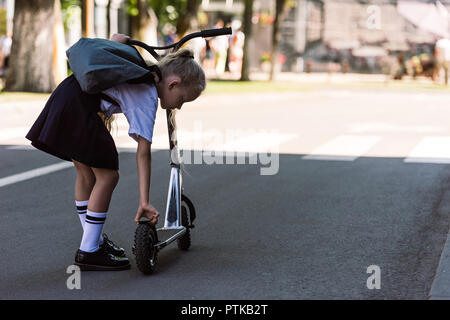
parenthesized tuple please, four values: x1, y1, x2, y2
(5, 0, 67, 92)
(240, 0, 253, 81)
(176, 0, 201, 36)
(81, 0, 94, 37)
(129, 0, 158, 61)
(151, 0, 185, 33)
(269, 0, 288, 81)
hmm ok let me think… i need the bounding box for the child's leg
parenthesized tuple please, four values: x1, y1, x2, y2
(87, 167, 119, 213)
(73, 160, 96, 201)
(73, 160, 95, 229)
(79, 167, 119, 252)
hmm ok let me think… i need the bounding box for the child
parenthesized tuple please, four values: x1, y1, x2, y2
(25, 34, 206, 271)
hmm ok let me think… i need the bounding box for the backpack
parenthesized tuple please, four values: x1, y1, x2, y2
(66, 37, 161, 94)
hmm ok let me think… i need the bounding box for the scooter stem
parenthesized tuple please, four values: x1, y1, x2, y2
(163, 109, 182, 228)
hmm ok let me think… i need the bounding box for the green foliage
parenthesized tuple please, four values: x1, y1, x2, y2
(0, 9, 6, 36)
(60, 0, 81, 32)
(125, 0, 186, 27)
(59, 0, 193, 34)
(150, 0, 186, 31)
(126, 0, 139, 16)
(61, 0, 80, 11)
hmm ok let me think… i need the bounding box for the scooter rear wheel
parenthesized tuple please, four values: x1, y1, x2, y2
(134, 223, 158, 274)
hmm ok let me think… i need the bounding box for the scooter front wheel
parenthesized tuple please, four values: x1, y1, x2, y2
(134, 223, 158, 275)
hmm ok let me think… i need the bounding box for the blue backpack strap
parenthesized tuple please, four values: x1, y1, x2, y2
(126, 64, 162, 86)
(99, 93, 119, 107)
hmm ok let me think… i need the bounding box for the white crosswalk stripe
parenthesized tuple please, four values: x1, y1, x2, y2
(2, 127, 450, 189)
(404, 137, 450, 164)
(4, 132, 450, 165)
(302, 135, 382, 161)
(144, 131, 297, 153)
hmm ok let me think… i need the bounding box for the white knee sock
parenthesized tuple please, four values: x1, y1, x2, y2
(79, 210, 107, 253)
(75, 200, 103, 245)
(75, 200, 88, 229)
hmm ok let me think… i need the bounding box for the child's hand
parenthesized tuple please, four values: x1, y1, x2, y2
(135, 203, 160, 225)
(110, 33, 130, 44)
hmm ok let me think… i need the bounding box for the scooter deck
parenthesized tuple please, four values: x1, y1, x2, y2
(155, 227, 186, 250)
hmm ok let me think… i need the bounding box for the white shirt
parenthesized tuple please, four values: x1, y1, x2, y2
(100, 82, 158, 143)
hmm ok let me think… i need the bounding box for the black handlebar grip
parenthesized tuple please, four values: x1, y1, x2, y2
(201, 27, 232, 38)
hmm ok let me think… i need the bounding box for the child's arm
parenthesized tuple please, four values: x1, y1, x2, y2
(134, 136, 160, 224)
(110, 33, 130, 44)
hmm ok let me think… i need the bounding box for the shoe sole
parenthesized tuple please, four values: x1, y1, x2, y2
(75, 262, 131, 271)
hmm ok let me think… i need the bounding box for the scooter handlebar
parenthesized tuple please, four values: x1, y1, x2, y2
(200, 27, 232, 38)
(127, 27, 232, 60)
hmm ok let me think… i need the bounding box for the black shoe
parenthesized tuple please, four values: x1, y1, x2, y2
(75, 247, 130, 271)
(101, 233, 126, 257)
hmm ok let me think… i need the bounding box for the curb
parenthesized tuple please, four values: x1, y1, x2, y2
(429, 188, 450, 300)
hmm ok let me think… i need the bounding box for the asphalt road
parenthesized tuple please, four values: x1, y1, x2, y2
(1, 86, 450, 299)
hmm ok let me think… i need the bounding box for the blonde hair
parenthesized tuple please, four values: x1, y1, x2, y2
(98, 112, 116, 133)
(100, 49, 205, 133)
(167, 108, 192, 178)
(159, 48, 205, 155)
(157, 48, 206, 98)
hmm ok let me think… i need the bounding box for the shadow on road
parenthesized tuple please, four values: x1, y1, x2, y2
(1, 146, 449, 299)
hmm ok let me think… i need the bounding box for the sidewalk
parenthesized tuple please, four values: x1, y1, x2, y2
(209, 70, 439, 86)
(0, 97, 151, 150)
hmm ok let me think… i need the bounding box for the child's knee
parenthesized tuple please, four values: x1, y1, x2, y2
(77, 174, 96, 190)
(79, 170, 96, 183)
(96, 170, 119, 187)
(111, 170, 119, 186)
(74, 162, 95, 185)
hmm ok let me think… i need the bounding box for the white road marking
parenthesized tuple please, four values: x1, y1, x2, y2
(0, 162, 73, 188)
(150, 131, 297, 152)
(302, 135, 382, 161)
(347, 122, 444, 134)
(6, 145, 35, 150)
(213, 132, 297, 153)
(0, 146, 162, 188)
(404, 137, 450, 164)
(3, 132, 449, 190)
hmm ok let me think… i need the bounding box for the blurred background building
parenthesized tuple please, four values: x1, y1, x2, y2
(2, 0, 450, 80)
(200, 0, 450, 79)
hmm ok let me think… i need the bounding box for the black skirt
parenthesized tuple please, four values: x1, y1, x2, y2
(26, 75, 119, 170)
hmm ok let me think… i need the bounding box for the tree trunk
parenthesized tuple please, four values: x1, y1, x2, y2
(130, 0, 158, 61)
(5, 0, 67, 93)
(106, 0, 111, 38)
(176, 0, 201, 37)
(269, 0, 287, 81)
(240, 0, 253, 81)
(81, 0, 95, 38)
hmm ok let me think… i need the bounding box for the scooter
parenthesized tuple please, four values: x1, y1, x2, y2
(129, 27, 232, 274)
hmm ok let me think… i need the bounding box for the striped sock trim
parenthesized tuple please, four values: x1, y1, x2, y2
(75, 200, 89, 215)
(85, 210, 107, 225)
(85, 216, 106, 224)
(76, 206, 87, 214)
